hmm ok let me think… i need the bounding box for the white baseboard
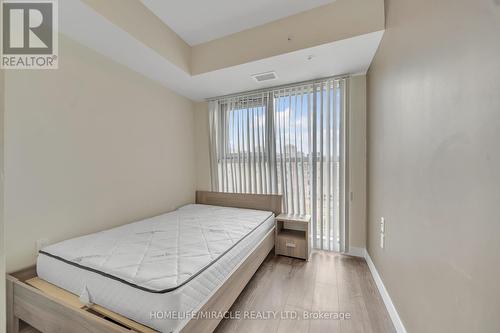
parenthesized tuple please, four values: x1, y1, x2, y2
(365, 252, 407, 333)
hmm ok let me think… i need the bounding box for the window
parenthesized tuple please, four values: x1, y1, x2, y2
(209, 77, 348, 252)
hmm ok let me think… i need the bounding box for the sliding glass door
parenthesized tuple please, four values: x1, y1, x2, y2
(208, 77, 348, 252)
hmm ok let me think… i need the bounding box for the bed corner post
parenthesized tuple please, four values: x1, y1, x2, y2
(6, 275, 20, 333)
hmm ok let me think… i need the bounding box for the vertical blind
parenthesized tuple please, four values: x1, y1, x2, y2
(208, 77, 348, 252)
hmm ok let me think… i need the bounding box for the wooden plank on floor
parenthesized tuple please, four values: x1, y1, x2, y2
(308, 251, 341, 333)
(355, 259, 396, 333)
(337, 255, 373, 333)
(284, 254, 317, 311)
(215, 251, 395, 333)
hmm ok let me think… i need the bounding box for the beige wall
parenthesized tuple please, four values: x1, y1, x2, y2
(367, 0, 500, 332)
(191, 0, 385, 74)
(194, 102, 211, 191)
(79, 0, 384, 77)
(4, 35, 197, 272)
(82, 0, 191, 73)
(0, 68, 5, 333)
(348, 75, 367, 250)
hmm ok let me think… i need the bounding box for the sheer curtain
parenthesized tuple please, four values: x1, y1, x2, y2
(208, 77, 348, 252)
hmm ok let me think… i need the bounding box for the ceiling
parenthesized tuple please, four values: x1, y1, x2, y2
(142, 0, 337, 46)
(60, 0, 383, 101)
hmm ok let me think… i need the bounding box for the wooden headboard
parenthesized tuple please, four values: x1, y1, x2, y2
(195, 191, 282, 216)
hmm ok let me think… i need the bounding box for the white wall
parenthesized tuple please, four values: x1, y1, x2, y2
(4, 35, 197, 272)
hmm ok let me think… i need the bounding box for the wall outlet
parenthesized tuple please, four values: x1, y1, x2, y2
(36, 238, 49, 253)
(380, 217, 386, 249)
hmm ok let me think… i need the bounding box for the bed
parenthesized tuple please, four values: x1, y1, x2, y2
(6, 191, 282, 333)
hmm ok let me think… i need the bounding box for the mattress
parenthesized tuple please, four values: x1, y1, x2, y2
(37, 204, 275, 333)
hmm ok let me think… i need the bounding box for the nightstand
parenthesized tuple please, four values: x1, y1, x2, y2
(275, 213, 311, 260)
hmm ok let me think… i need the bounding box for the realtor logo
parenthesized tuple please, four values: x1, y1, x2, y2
(1, 0, 58, 69)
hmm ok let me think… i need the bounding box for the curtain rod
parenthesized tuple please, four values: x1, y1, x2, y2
(206, 74, 350, 102)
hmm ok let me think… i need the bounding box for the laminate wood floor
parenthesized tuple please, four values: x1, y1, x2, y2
(215, 251, 396, 333)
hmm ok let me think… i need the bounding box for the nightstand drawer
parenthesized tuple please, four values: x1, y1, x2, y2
(275, 213, 311, 260)
(276, 233, 306, 259)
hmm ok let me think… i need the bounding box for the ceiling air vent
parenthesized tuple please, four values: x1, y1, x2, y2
(251, 71, 278, 83)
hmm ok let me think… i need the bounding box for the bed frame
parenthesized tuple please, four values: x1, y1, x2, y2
(6, 191, 282, 333)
